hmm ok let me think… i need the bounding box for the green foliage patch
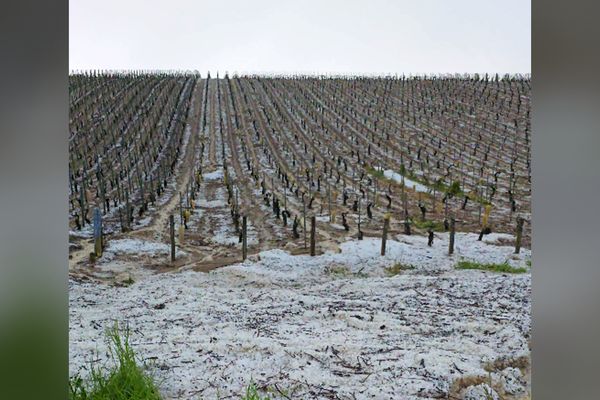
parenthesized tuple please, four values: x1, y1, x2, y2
(69, 323, 161, 400)
(456, 260, 528, 274)
(385, 262, 416, 276)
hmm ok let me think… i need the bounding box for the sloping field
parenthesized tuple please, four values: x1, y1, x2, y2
(69, 73, 531, 271)
(70, 233, 531, 399)
(69, 73, 531, 399)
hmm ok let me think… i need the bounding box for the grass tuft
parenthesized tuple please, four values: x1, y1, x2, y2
(69, 322, 161, 400)
(365, 165, 385, 179)
(241, 382, 272, 400)
(456, 260, 528, 274)
(325, 264, 368, 278)
(385, 262, 416, 276)
(325, 264, 351, 276)
(412, 219, 445, 232)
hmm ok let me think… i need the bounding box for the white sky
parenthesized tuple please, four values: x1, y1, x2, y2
(69, 0, 530, 75)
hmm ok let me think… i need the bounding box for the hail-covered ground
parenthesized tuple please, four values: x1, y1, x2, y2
(69, 233, 531, 400)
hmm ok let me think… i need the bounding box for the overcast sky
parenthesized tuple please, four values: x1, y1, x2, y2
(69, 0, 530, 75)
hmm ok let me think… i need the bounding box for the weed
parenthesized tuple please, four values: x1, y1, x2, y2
(325, 264, 368, 278)
(483, 384, 497, 400)
(483, 355, 530, 373)
(69, 322, 161, 400)
(412, 219, 445, 232)
(353, 270, 369, 278)
(456, 260, 527, 274)
(385, 262, 416, 276)
(325, 264, 351, 276)
(365, 165, 384, 179)
(447, 181, 462, 198)
(241, 382, 271, 400)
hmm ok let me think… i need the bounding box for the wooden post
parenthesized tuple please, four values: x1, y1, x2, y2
(235, 187, 239, 211)
(179, 222, 184, 244)
(93, 207, 102, 257)
(179, 192, 183, 224)
(357, 197, 362, 240)
(80, 179, 86, 227)
(169, 215, 175, 262)
(374, 176, 378, 200)
(449, 217, 456, 255)
(118, 207, 124, 232)
(479, 204, 492, 241)
(328, 182, 332, 222)
(444, 186, 449, 218)
(242, 215, 248, 261)
(303, 198, 307, 249)
(515, 217, 524, 254)
(381, 214, 390, 256)
(310, 215, 316, 256)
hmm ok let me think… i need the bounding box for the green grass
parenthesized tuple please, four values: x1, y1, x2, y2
(365, 165, 385, 179)
(69, 323, 161, 400)
(325, 264, 351, 276)
(412, 219, 445, 232)
(365, 166, 493, 206)
(385, 262, 416, 276)
(116, 274, 135, 287)
(241, 382, 299, 399)
(241, 382, 272, 400)
(456, 260, 528, 274)
(365, 166, 491, 207)
(325, 264, 368, 278)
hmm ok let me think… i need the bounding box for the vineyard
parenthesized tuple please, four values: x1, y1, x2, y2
(69, 72, 532, 399)
(69, 72, 531, 267)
